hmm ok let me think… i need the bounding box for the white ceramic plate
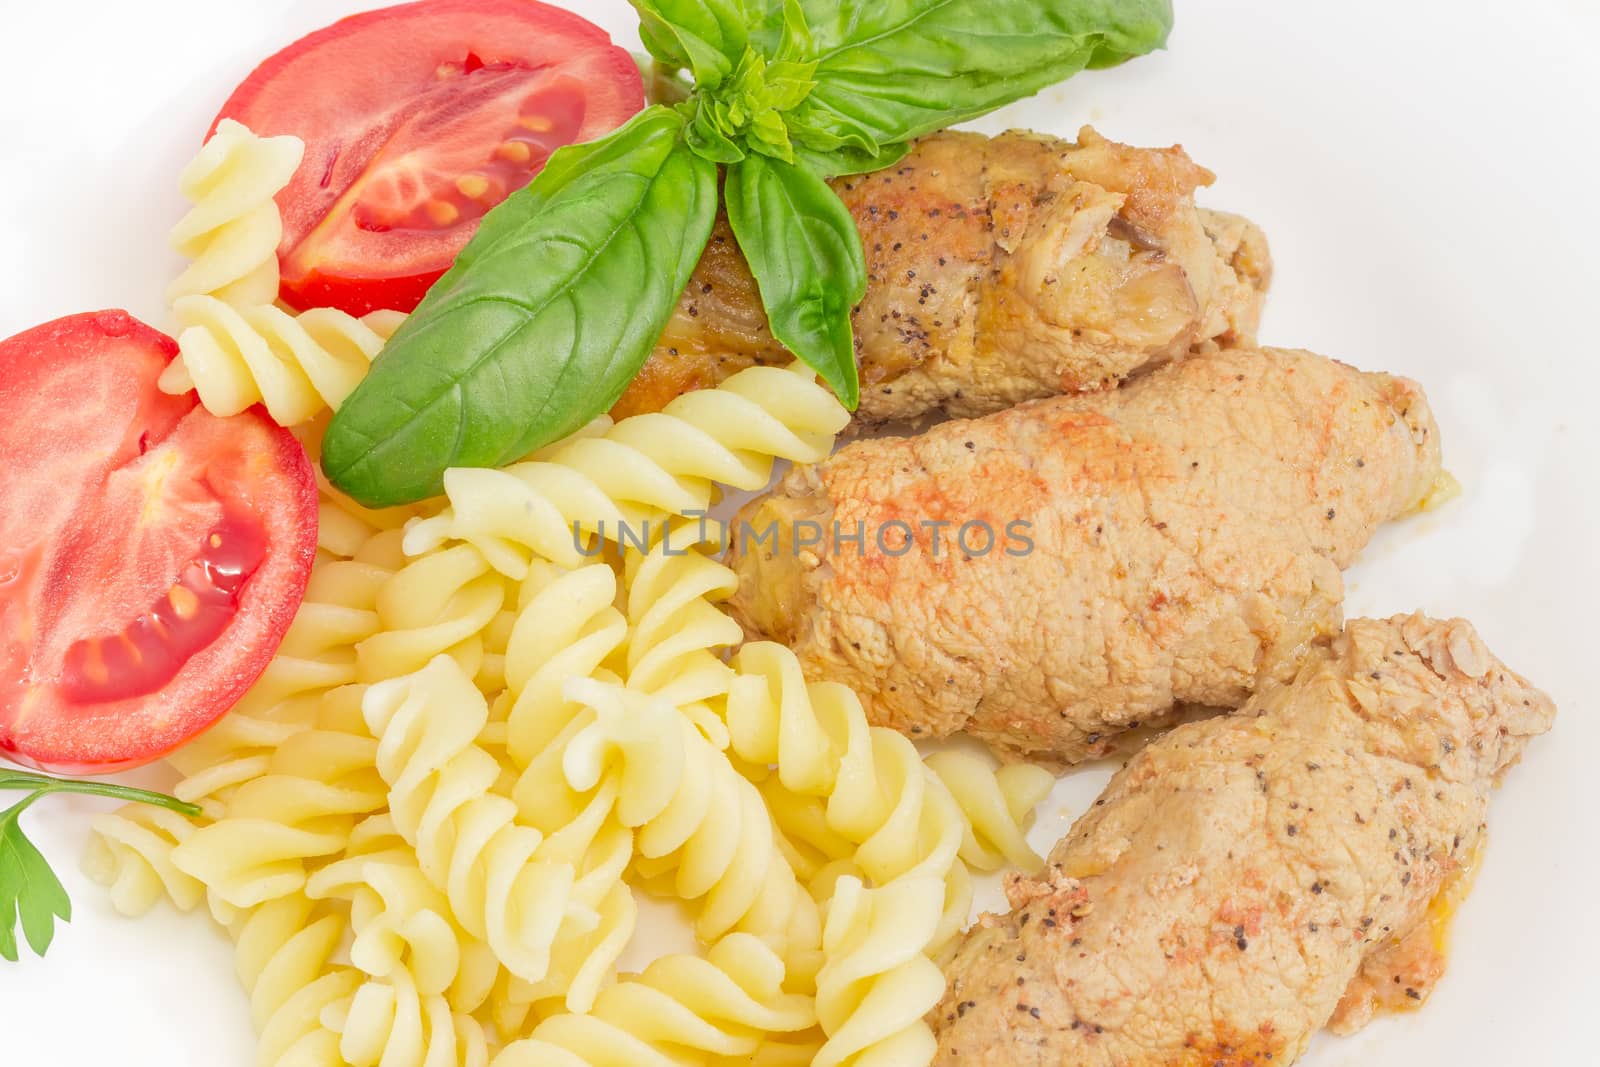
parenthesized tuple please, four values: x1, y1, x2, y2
(2, 1, 1596, 1063)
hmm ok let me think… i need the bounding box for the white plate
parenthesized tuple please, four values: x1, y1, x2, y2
(2, 1, 1596, 1063)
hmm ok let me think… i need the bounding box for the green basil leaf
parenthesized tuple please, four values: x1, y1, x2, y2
(791, 138, 911, 179)
(685, 102, 749, 163)
(771, 0, 815, 62)
(323, 108, 719, 506)
(786, 0, 1174, 151)
(725, 154, 864, 409)
(631, 0, 754, 88)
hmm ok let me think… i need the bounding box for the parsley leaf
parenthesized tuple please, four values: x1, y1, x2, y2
(0, 768, 200, 962)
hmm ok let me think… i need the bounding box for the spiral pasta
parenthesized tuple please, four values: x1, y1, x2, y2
(170, 688, 386, 911)
(362, 655, 630, 1010)
(561, 678, 821, 976)
(358, 542, 509, 688)
(166, 118, 302, 307)
(84, 299, 1071, 1067)
(493, 561, 628, 772)
(81, 803, 205, 917)
(724, 641, 973, 946)
(403, 363, 849, 577)
(491, 933, 815, 1067)
(160, 299, 407, 426)
(308, 856, 493, 1014)
(620, 537, 740, 747)
(326, 968, 492, 1067)
(923, 749, 1054, 874)
(813, 876, 947, 1067)
(243, 530, 404, 715)
(230, 894, 361, 1067)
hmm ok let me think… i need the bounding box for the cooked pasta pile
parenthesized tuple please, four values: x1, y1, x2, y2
(85, 121, 1052, 1067)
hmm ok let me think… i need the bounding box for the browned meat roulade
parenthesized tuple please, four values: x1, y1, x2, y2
(726, 347, 1446, 765)
(932, 614, 1555, 1066)
(614, 127, 1271, 424)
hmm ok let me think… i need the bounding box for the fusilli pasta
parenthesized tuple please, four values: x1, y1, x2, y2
(490, 934, 815, 1067)
(244, 531, 403, 713)
(562, 678, 822, 977)
(81, 804, 205, 917)
(620, 536, 740, 747)
(403, 363, 849, 577)
(165, 690, 328, 818)
(84, 287, 1068, 1067)
(924, 749, 1054, 874)
(325, 968, 491, 1067)
(724, 641, 973, 947)
(171, 688, 386, 911)
(813, 876, 947, 1067)
(161, 300, 406, 425)
(230, 894, 361, 1067)
(165, 118, 301, 307)
(357, 542, 509, 687)
(362, 655, 630, 1009)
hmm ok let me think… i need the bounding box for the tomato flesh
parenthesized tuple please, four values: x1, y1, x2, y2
(0, 312, 316, 773)
(216, 0, 646, 315)
(61, 509, 266, 704)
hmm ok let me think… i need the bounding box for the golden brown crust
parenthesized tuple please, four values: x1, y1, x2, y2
(612, 127, 1272, 424)
(727, 347, 1443, 765)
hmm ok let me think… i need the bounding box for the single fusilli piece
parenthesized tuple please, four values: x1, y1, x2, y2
(485, 563, 643, 964)
(492, 560, 628, 773)
(166, 118, 302, 306)
(81, 804, 205, 917)
(813, 876, 947, 1067)
(230, 894, 362, 1067)
(357, 541, 510, 688)
(620, 537, 740, 747)
(160, 299, 406, 426)
(164, 689, 328, 817)
(403, 363, 849, 577)
(491, 933, 815, 1066)
(324, 967, 492, 1067)
(307, 849, 499, 1016)
(362, 655, 631, 1010)
(724, 641, 972, 946)
(924, 749, 1054, 874)
(562, 678, 822, 978)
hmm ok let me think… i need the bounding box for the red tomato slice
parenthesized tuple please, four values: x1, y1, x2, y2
(0, 311, 317, 774)
(217, 0, 646, 316)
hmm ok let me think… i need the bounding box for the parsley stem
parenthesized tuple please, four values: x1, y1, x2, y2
(0, 769, 201, 818)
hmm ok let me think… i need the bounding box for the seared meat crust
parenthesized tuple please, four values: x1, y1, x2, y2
(614, 127, 1271, 424)
(932, 614, 1555, 1066)
(726, 348, 1444, 765)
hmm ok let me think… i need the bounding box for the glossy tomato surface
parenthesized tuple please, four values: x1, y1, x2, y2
(217, 0, 646, 315)
(0, 311, 317, 773)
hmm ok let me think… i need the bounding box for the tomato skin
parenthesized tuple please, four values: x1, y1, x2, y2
(215, 0, 646, 316)
(0, 312, 317, 774)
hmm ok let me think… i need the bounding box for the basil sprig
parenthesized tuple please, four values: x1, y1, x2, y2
(324, 0, 1174, 506)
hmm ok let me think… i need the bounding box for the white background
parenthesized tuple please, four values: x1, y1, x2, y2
(2, 1, 1598, 1063)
